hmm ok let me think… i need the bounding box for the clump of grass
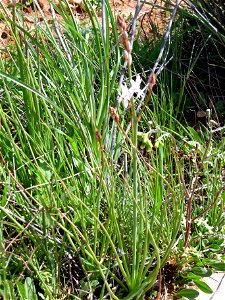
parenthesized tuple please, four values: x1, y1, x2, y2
(0, 0, 224, 299)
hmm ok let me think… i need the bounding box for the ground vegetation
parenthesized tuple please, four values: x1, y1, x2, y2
(0, 1, 224, 299)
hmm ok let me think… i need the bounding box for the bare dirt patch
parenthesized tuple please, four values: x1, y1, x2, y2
(0, 0, 167, 48)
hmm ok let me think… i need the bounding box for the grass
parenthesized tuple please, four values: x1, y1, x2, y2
(0, 0, 224, 299)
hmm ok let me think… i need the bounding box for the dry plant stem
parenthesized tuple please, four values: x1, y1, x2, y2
(136, 72, 156, 123)
(111, 1, 142, 156)
(151, 0, 181, 76)
(184, 135, 213, 247)
(4, 214, 39, 252)
(122, 0, 181, 139)
(14, 236, 51, 287)
(3, 211, 74, 250)
(130, 0, 141, 49)
(8, 169, 38, 207)
(156, 268, 162, 300)
(118, 0, 141, 90)
(185, 0, 218, 33)
(111, 0, 140, 157)
(184, 180, 196, 248)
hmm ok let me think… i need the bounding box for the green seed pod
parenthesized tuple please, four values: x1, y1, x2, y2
(140, 143, 146, 150)
(137, 132, 145, 141)
(142, 134, 149, 144)
(146, 140, 153, 152)
(155, 140, 164, 149)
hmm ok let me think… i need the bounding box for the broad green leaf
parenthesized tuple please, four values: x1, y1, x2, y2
(186, 141, 204, 154)
(185, 272, 201, 280)
(17, 282, 26, 299)
(192, 267, 212, 277)
(187, 127, 202, 143)
(24, 277, 38, 300)
(175, 288, 199, 299)
(209, 244, 222, 252)
(194, 279, 213, 294)
(215, 238, 224, 246)
(38, 160, 52, 181)
(209, 262, 225, 271)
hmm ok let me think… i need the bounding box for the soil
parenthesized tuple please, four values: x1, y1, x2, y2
(0, 0, 167, 48)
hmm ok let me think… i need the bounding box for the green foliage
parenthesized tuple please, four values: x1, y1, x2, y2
(176, 0, 225, 122)
(17, 278, 39, 300)
(0, 0, 224, 299)
(175, 288, 199, 299)
(194, 279, 213, 294)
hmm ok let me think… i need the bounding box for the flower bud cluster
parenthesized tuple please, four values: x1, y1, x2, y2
(117, 15, 132, 66)
(148, 73, 156, 93)
(109, 106, 120, 123)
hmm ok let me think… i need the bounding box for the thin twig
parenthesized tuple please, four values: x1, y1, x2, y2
(184, 134, 213, 247)
(118, 0, 142, 89)
(3, 208, 76, 252)
(111, 0, 143, 157)
(122, 0, 181, 143)
(8, 170, 37, 207)
(156, 268, 162, 300)
(151, 0, 181, 75)
(184, 0, 218, 33)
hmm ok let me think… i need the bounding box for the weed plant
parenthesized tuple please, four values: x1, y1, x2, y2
(0, 0, 224, 299)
